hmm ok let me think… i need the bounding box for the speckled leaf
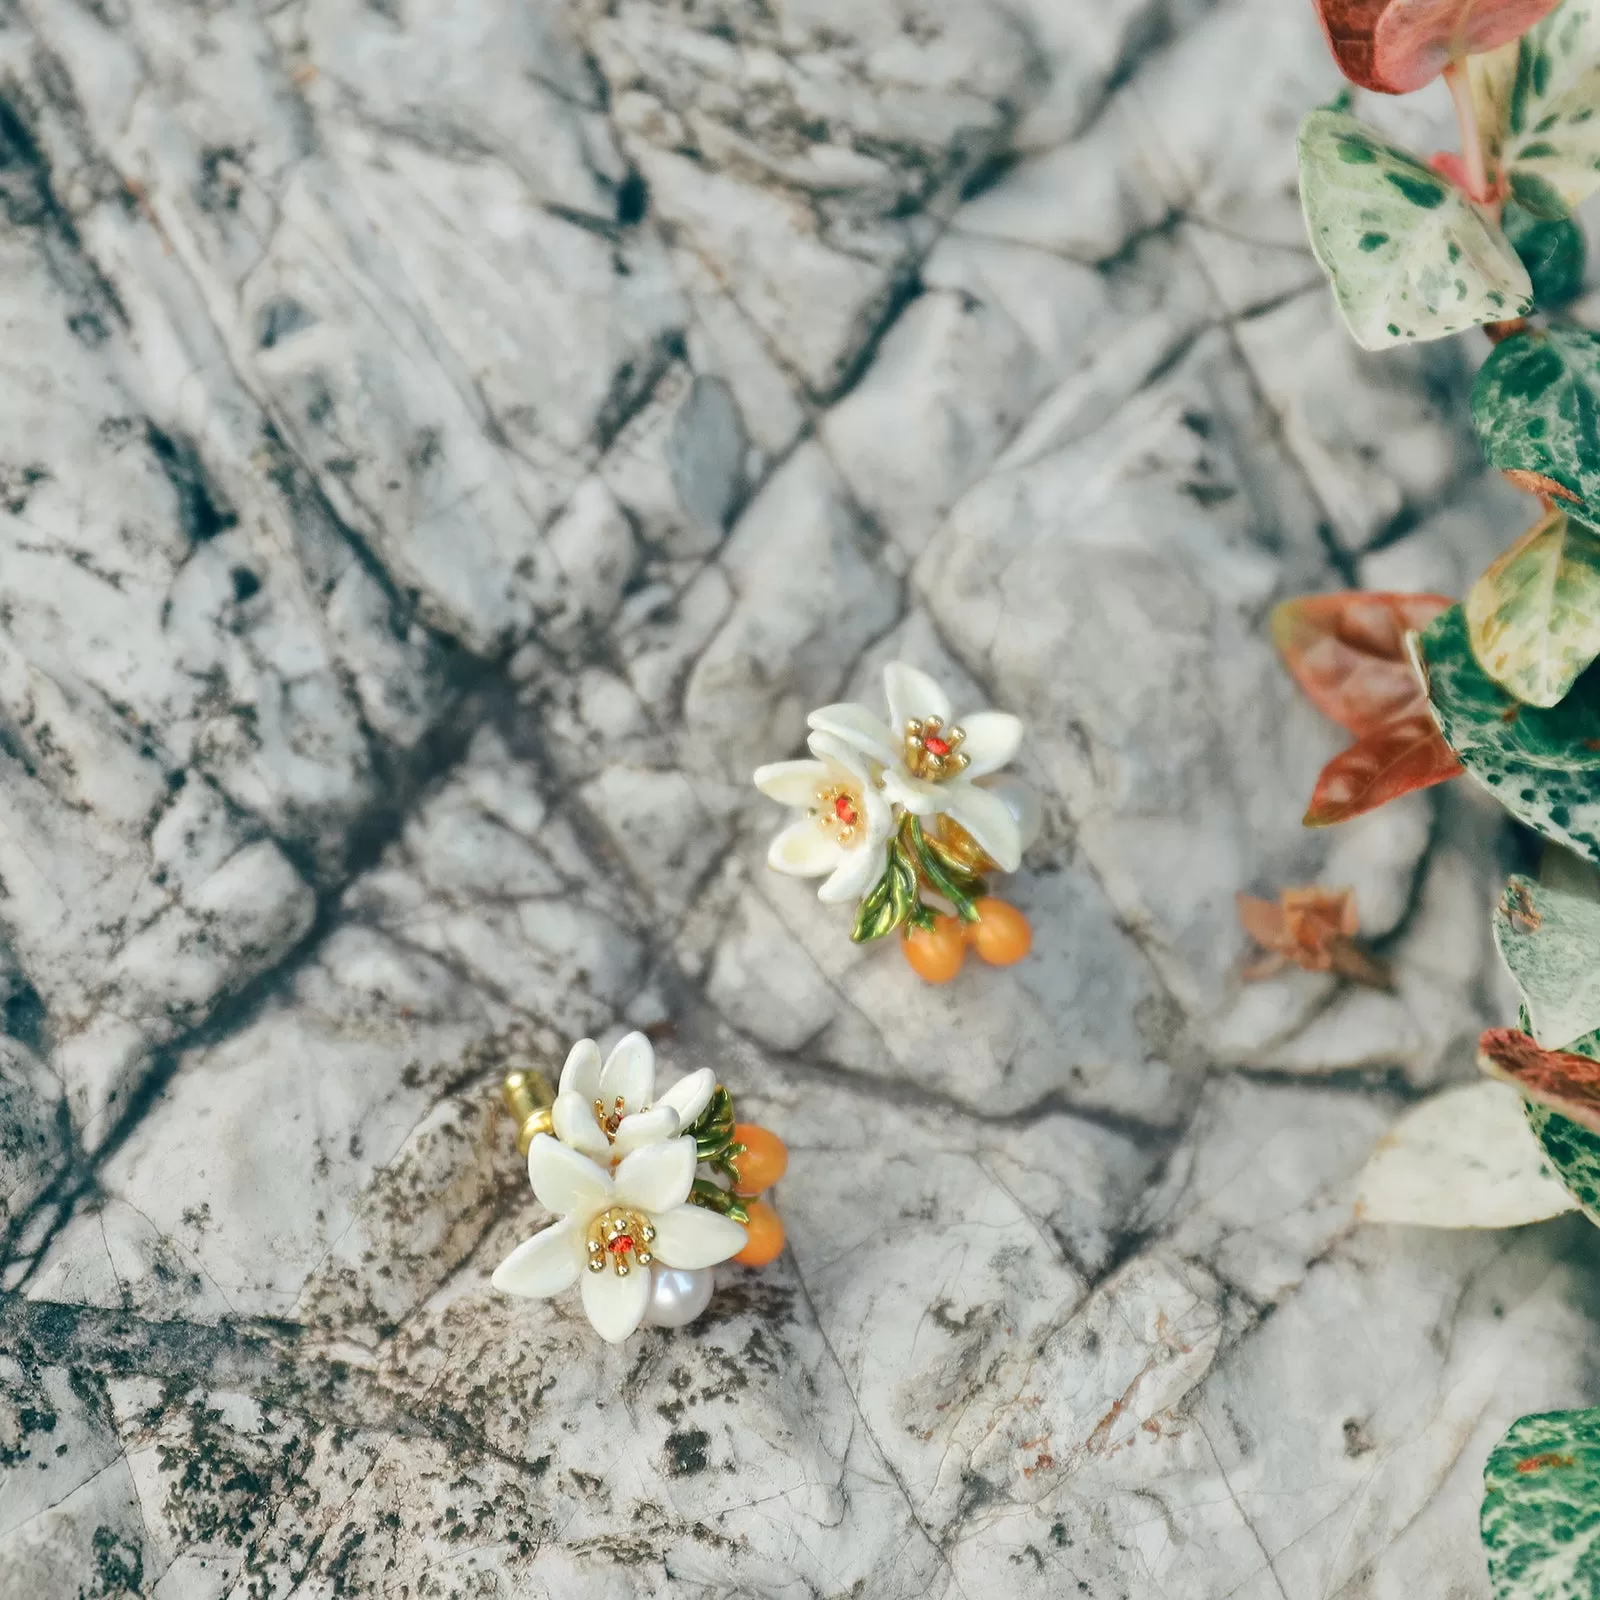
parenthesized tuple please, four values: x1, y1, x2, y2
(1503, 199, 1587, 309)
(1412, 603, 1600, 862)
(1482, 1405, 1600, 1597)
(1473, 0, 1600, 217)
(1299, 111, 1533, 350)
(1356, 1079, 1577, 1226)
(1472, 329, 1600, 519)
(1315, 0, 1563, 93)
(1467, 508, 1600, 707)
(1481, 1026, 1600, 1133)
(1528, 1098, 1600, 1221)
(1494, 868, 1600, 1047)
(1273, 590, 1455, 733)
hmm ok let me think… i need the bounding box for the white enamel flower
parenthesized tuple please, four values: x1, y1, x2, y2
(808, 663, 1027, 871)
(551, 1033, 716, 1167)
(492, 1134, 747, 1343)
(752, 730, 895, 903)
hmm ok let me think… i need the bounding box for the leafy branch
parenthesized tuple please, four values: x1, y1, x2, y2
(849, 816, 991, 942)
(1293, 2, 1600, 1587)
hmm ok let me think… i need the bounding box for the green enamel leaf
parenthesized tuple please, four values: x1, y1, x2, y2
(1474, 0, 1600, 217)
(1503, 200, 1587, 309)
(1412, 604, 1600, 863)
(850, 838, 920, 943)
(1474, 329, 1600, 525)
(1298, 110, 1532, 351)
(1482, 1405, 1600, 1598)
(1467, 509, 1600, 707)
(1494, 868, 1600, 1048)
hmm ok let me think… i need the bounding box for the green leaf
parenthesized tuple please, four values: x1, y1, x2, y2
(1467, 508, 1600, 707)
(849, 838, 921, 943)
(1474, 0, 1600, 217)
(1518, 1008, 1600, 1222)
(1502, 200, 1587, 309)
(1297, 110, 1532, 351)
(1495, 863, 1600, 1048)
(1527, 1097, 1600, 1221)
(1473, 329, 1600, 519)
(1508, 167, 1574, 220)
(905, 817, 981, 921)
(1412, 604, 1600, 863)
(1482, 1405, 1600, 1599)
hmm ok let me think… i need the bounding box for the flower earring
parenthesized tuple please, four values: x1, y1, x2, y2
(753, 662, 1040, 982)
(493, 1033, 788, 1343)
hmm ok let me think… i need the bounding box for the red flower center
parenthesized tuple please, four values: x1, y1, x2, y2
(923, 735, 951, 758)
(834, 794, 858, 826)
(607, 1234, 634, 1255)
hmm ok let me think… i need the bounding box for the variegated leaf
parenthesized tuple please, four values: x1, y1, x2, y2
(1472, 328, 1600, 519)
(1298, 111, 1533, 350)
(1482, 1405, 1600, 1598)
(1494, 867, 1600, 1047)
(1473, 0, 1600, 217)
(1467, 508, 1600, 707)
(1481, 1026, 1600, 1133)
(1503, 197, 1587, 309)
(1413, 603, 1600, 863)
(1355, 1079, 1577, 1227)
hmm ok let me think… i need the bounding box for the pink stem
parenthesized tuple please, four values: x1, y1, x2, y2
(1443, 57, 1494, 211)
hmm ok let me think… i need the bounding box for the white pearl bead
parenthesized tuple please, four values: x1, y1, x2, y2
(980, 776, 1042, 852)
(643, 1264, 714, 1328)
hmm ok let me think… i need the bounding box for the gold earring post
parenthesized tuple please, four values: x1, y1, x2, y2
(501, 1069, 555, 1155)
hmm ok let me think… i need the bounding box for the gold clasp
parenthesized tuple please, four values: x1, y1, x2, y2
(501, 1068, 556, 1155)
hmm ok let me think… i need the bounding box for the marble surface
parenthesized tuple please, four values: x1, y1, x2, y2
(1, 0, 1597, 1595)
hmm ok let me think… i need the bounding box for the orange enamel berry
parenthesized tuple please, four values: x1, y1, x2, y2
(967, 898, 1032, 966)
(734, 1200, 786, 1266)
(732, 1124, 788, 1196)
(901, 915, 967, 983)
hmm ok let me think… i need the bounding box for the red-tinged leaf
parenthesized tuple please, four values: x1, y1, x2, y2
(1479, 1027, 1600, 1135)
(1273, 591, 1454, 735)
(1502, 467, 1582, 504)
(1313, 0, 1562, 95)
(1302, 709, 1463, 825)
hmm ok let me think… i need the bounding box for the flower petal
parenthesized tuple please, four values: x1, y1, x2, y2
(806, 729, 873, 781)
(613, 1136, 697, 1213)
(753, 758, 830, 808)
(806, 702, 899, 767)
(884, 662, 950, 731)
(882, 770, 946, 816)
(956, 712, 1023, 779)
(649, 1203, 749, 1269)
(612, 1103, 680, 1158)
(558, 1038, 602, 1101)
(768, 817, 843, 878)
(580, 1259, 651, 1343)
(819, 838, 886, 904)
(658, 1067, 716, 1129)
(491, 1220, 582, 1298)
(552, 1092, 610, 1160)
(527, 1134, 611, 1220)
(599, 1031, 655, 1114)
(942, 783, 1023, 872)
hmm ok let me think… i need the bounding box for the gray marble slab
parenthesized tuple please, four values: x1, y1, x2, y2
(0, 1, 1595, 1595)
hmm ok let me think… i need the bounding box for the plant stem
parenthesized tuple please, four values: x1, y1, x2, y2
(1443, 57, 1494, 211)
